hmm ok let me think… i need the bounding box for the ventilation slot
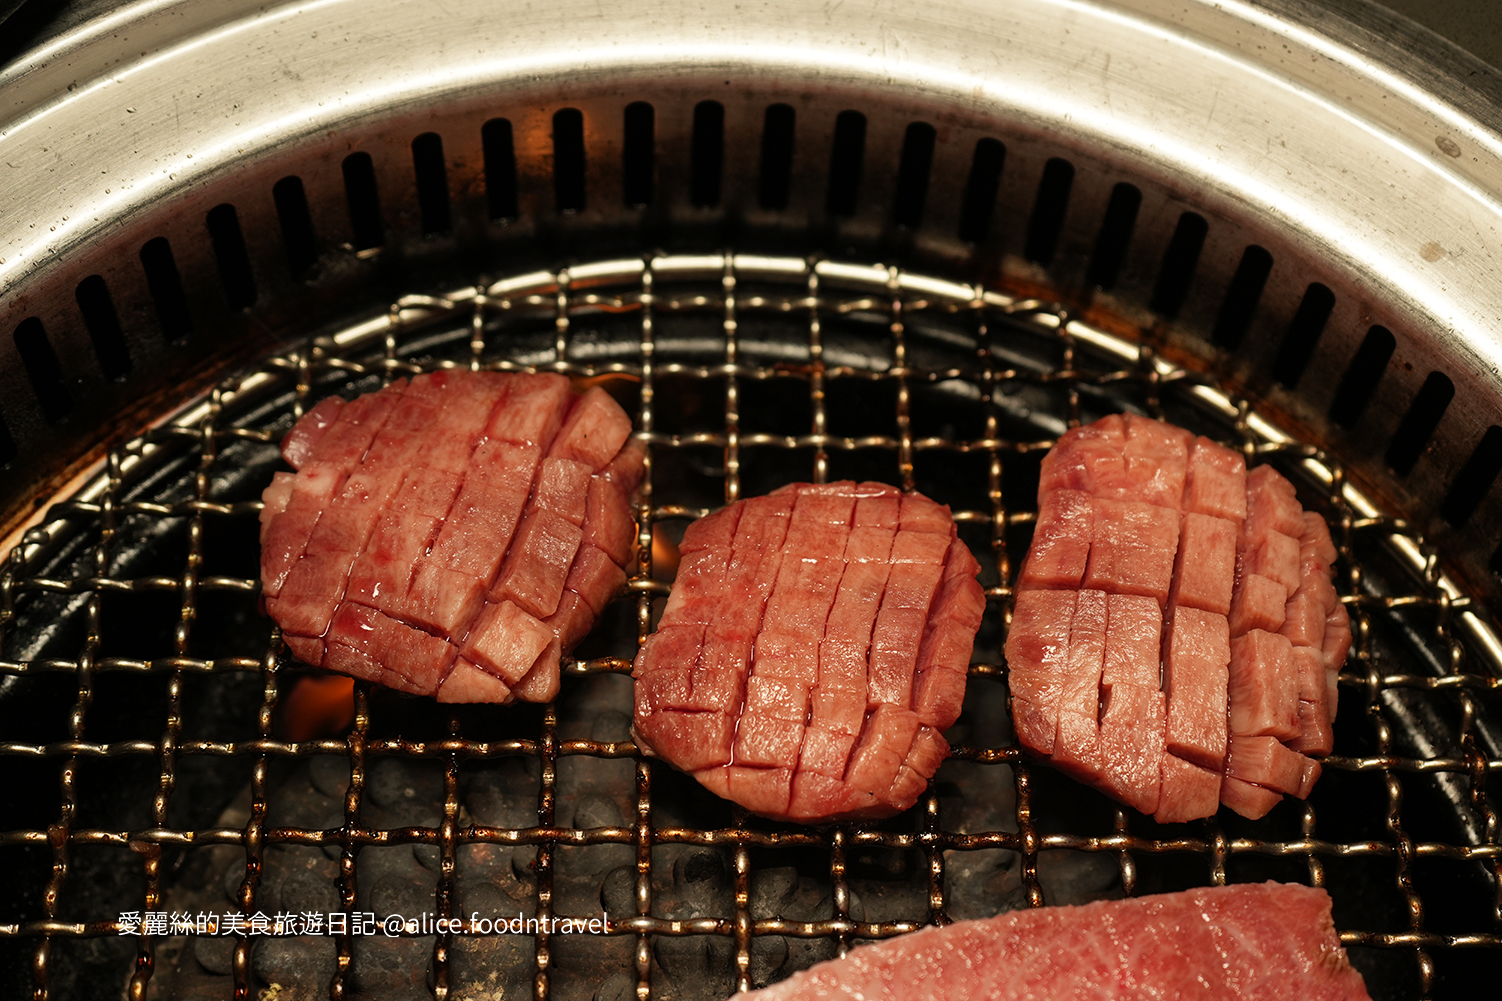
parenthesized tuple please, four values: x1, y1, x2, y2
(14, 318, 71, 423)
(758, 104, 795, 211)
(623, 102, 655, 208)
(1150, 211, 1208, 319)
(1273, 282, 1335, 388)
(827, 110, 866, 217)
(553, 108, 586, 213)
(1443, 425, 1502, 527)
(206, 203, 257, 310)
(1212, 245, 1274, 350)
(482, 118, 519, 222)
(1086, 183, 1141, 290)
(1329, 325, 1395, 428)
(691, 101, 725, 208)
(273, 176, 317, 279)
(75, 275, 132, 380)
(958, 138, 1005, 244)
(893, 122, 936, 228)
(139, 237, 193, 343)
(412, 132, 451, 236)
(0, 413, 14, 466)
(1386, 372, 1455, 477)
(1024, 158, 1074, 266)
(342, 152, 385, 252)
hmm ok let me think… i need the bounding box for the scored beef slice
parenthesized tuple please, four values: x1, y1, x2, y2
(260, 371, 641, 704)
(1006, 413, 1344, 822)
(631, 482, 985, 823)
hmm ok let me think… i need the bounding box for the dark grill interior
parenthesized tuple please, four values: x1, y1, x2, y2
(2, 256, 1500, 1000)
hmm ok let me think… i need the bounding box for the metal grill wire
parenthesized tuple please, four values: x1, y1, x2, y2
(1, 253, 1500, 1000)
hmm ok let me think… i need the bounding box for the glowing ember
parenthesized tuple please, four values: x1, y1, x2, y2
(279, 675, 356, 741)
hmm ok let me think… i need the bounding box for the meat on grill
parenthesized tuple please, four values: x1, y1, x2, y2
(260, 371, 642, 703)
(733, 882, 1371, 1001)
(631, 482, 985, 822)
(1007, 414, 1349, 821)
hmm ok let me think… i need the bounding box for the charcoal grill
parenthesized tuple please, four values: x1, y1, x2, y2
(3, 1, 1502, 999)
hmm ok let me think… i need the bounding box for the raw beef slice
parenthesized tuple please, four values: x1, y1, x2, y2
(632, 482, 985, 822)
(259, 370, 642, 704)
(733, 882, 1371, 1001)
(1006, 414, 1348, 821)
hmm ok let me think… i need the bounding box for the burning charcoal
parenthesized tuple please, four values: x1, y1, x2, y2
(936, 760, 1016, 834)
(573, 791, 626, 830)
(221, 856, 248, 906)
(592, 708, 632, 743)
(558, 752, 636, 832)
(779, 908, 841, 978)
(653, 932, 735, 1000)
(845, 846, 926, 924)
(354, 845, 429, 913)
(457, 841, 537, 905)
(601, 865, 636, 916)
(942, 849, 1024, 921)
(642, 766, 733, 829)
(850, 846, 912, 882)
(552, 930, 638, 1001)
(176, 984, 242, 1001)
(659, 847, 733, 919)
(646, 846, 736, 996)
(556, 678, 637, 831)
(466, 757, 542, 830)
(556, 673, 635, 742)
(413, 842, 441, 873)
(750, 866, 799, 919)
(252, 935, 338, 994)
(750, 934, 791, 988)
(193, 935, 235, 976)
(555, 793, 634, 916)
(456, 880, 513, 926)
(762, 868, 842, 927)
(280, 865, 341, 915)
(268, 768, 346, 831)
(366, 756, 445, 826)
(750, 865, 843, 978)
(448, 931, 536, 1001)
(309, 754, 352, 798)
(956, 675, 1012, 743)
(1037, 850, 1120, 906)
(348, 936, 434, 1001)
(677, 848, 728, 887)
(595, 972, 636, 1001)
(367, 871, 434, 917)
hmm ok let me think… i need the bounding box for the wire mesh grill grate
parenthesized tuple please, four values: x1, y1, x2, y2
(1, 254, 1500, 1000)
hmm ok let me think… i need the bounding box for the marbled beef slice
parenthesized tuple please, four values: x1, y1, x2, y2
(732, 882, 1371, 1001)
(259, 371, 641, 703)
(1006, 414, 1348, 821)
(632, 481, 985, 823)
